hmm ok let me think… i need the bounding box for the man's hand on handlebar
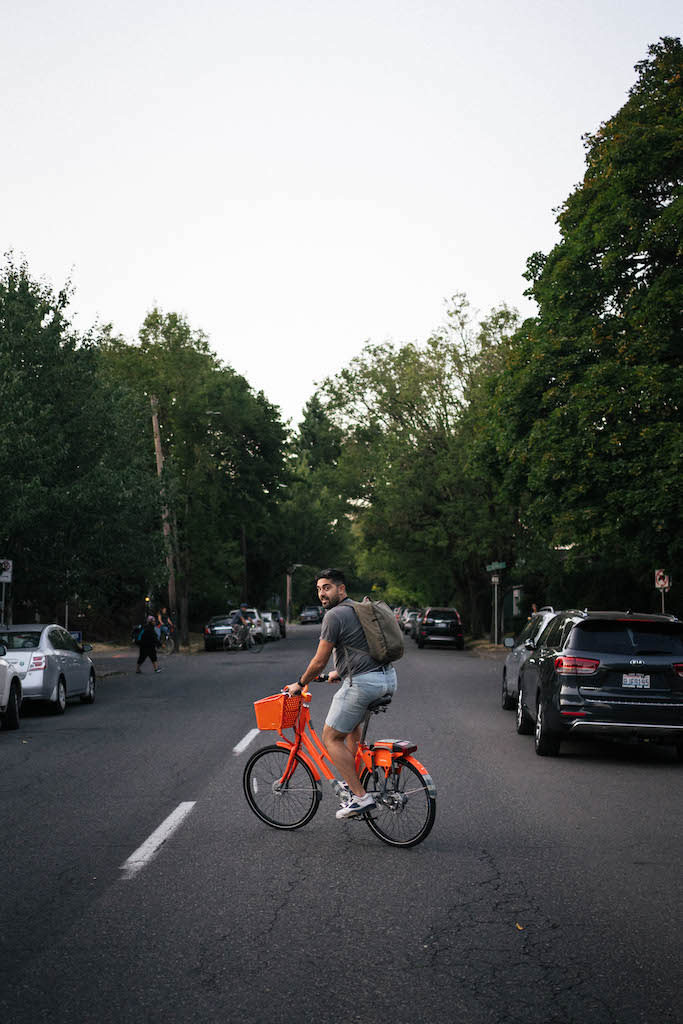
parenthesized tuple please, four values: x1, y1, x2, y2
(284, 671, 338, 696)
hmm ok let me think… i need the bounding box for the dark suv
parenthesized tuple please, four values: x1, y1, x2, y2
(416, 607, 464, 650)
(516, 610, 683, 758)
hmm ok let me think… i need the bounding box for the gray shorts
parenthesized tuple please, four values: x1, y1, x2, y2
(325, 666, 397, 734)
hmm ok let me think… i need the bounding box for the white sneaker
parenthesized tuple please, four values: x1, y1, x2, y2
(335, 793, 376, 819)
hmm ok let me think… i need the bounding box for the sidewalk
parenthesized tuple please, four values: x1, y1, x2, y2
(465, 637, 507, 660)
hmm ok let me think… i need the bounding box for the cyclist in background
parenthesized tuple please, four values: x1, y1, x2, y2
(157, 606, 174, 640)
(230, 604, 251, 646)
(285, 568, 397, 820)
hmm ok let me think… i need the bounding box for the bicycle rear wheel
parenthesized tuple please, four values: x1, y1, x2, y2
(360, 759, 436, 848)
(243, 745, 321, 829)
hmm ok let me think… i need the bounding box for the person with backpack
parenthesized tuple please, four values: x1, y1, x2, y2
(136, 616, 161, 674)
(285, 568, 402, 820)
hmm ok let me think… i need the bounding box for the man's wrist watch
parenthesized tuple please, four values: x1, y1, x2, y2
(297, 677, 305, 689)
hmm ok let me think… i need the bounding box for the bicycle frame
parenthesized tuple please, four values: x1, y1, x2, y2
(272, 691, 433, 796)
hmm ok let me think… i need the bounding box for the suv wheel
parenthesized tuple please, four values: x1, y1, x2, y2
(516, 688, 533, 735)
(534, 698, 561, 756)
(501, 672, 515, 710)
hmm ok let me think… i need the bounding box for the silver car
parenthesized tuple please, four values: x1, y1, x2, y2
(501, 608, 555, 710)
(260, 612, 280, 641)
(0, 624, 96, 714)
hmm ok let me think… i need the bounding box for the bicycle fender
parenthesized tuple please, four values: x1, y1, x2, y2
(275, 741, 322, 781)
(404, 755, 437, 799)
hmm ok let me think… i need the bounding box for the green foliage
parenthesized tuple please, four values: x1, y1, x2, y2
(0, 256, 161, 623)
(317, 296, 521, 631)
(100, 309, 290, 628)
(491, 37, 682, 598)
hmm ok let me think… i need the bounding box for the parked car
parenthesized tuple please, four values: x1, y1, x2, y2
(516, 610, 683, 758)
(399, 608, 419, 633)
(203, 616, 235, 651)
(0, 643, 23, 730)
(229, 608, 265, 642)
(261, 612, 280, 641)
(416, 607, 465, 649)
(501, 608, 556, 709)
(0, 624, 95, 714)
(300, 606, 322, 625)
(270, 609, 286, 638)
(407, 611, 424, 642)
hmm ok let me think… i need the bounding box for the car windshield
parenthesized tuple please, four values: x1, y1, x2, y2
(429, 609, 459, 619)
(571, 621, 683, 656)
(0, 631, 42, 650)
(210, 618, 231, 627)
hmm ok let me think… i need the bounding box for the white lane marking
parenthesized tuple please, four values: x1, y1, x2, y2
(233, 728, 260, 756)
(120, 802, 196, 880)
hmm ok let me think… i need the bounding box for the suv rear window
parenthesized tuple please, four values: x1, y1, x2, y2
(569, 621, 683, 656)
(428, 609, 459, 619)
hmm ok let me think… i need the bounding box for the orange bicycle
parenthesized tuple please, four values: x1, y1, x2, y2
(242, 679, 436, 847)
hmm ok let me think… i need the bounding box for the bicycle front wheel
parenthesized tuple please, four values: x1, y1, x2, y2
(159, 634, 175, 655)
(361, 759, 436, 848)
(247, 633, 264, 653)
(243, 745, 321, 829)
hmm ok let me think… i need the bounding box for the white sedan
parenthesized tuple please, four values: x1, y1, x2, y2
(0, 643, 23, 731)
(0, 624, 96, 714)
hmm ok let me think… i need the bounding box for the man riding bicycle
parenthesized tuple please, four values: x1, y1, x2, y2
(157, 607, 174, 640)
(230, 605, 251, 646)
(285, 569, 397, 820)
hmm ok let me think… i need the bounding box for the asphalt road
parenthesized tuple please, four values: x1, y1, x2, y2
(1, 628, 680, 1024)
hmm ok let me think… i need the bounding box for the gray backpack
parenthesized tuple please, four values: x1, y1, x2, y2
(347, 598, 404, 665)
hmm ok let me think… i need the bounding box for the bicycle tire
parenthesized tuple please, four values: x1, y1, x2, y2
(360, 758, 436, 848)
(247, 633, 264, 653)
(243, 745, 321, 829)
(158, 634, 175, 656)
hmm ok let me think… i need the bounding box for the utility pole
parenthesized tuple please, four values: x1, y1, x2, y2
(150, 396, 177, 623)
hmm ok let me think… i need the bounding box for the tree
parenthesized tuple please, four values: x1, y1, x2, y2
(0, 256, 160, 625)
(317, 296, 521, 630)
(490, 38, 682, 605)
(100, 309, 289, 639)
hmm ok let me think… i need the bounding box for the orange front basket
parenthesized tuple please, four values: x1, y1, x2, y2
(254, 693, 302, 731)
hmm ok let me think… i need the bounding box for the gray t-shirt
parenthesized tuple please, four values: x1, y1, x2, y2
(320, 599, 380, 679)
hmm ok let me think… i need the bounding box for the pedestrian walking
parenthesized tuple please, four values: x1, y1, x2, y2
(136, 616, 161, 673)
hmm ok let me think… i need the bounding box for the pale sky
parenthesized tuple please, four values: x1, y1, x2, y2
(3, 1, 679, 425)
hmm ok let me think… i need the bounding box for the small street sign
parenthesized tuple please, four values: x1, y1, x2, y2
(491, 575, 501, 585)
(654, 570, 670, 591)
(0, 559, 12, 584)
(486, 561, 507, 572)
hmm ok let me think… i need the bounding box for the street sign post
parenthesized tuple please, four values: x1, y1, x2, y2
(654, 570, 671, 613)
(486, 563, 506, 644)
(0, 559, 11, 626)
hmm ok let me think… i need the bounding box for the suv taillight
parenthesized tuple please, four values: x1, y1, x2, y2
(29, 654, 46, 672)
(674, 663, 683, 678)
(554, 656, 599, 675)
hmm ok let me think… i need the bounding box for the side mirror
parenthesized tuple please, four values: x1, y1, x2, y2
(0, 644, 6, 657)
(82, 643, 93, 652)
(503, 637, 515, 649)
(524, 638, 535, 650)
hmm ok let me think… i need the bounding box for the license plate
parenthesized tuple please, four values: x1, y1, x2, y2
(622, 674, 650, 689)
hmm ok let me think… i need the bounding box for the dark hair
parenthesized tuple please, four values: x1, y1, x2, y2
(315, 568, 346, 586)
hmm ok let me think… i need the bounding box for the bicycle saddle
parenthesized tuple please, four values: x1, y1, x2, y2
(367, 695, 392, 712)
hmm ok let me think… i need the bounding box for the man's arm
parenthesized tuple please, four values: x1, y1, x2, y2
(284, 637, 335, 695)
